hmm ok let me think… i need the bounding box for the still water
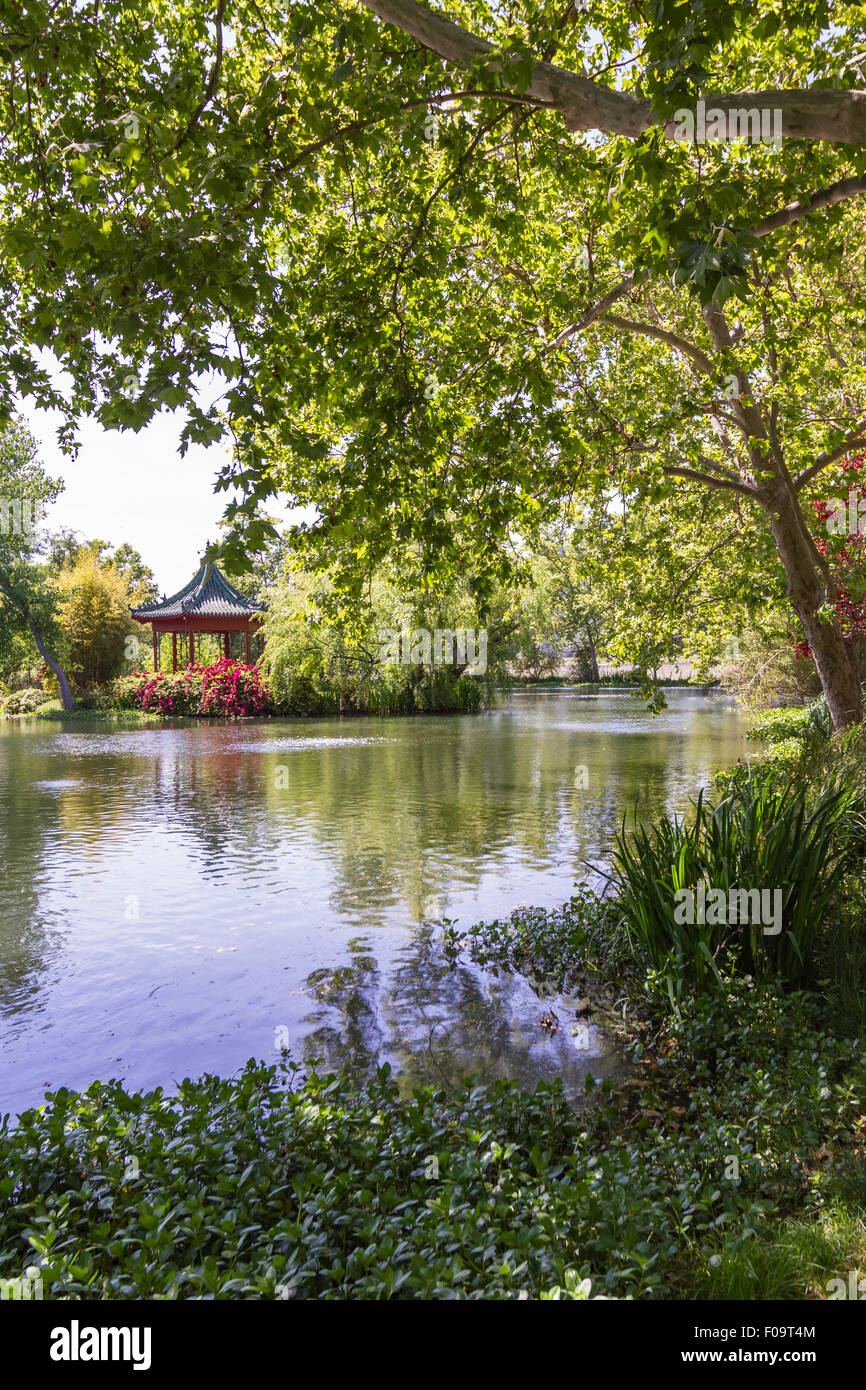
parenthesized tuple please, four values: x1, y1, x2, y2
(0, 690, 747, 1115)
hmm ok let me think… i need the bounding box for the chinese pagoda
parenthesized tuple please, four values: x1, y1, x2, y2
(130, 560, 266, 671)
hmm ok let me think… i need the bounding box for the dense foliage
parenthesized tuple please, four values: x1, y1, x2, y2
(0, 686, 54, 715)
(55, 550, 133, 686)
(99, 655, 485, 719)
(747, 696, 834, 747)
(1, 2, 865, 724)
(1, 961, 863, 1300)
(263, 563, 502, 713)
(0, 422, 68, 695)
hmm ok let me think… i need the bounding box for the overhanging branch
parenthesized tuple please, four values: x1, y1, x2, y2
(357, 0, 866, 145)
(602, 313, 715, 378)
(662, 464, 758, 499)
(753, 175, 866, 238)
(549, 272, 642, 351)
(795, 421, 866, 488)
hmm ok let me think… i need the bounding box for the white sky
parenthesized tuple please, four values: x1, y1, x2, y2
(19, 345, 305, 594)
(22, 404, 239, 594)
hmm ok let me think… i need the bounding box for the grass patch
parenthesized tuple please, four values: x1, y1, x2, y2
(695, 1203, 866, 1300)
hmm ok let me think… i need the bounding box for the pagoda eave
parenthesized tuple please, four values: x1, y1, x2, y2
(131, 614, 265, 633)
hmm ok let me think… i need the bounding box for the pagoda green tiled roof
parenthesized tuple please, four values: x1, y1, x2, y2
(130, 562, 266, 619)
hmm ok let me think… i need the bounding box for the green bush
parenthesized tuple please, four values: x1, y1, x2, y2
(747, 694, 833, 747)
(609, 773, 861, 1008)
(272, 673, 339, 717)
(0, 686, 53, 715)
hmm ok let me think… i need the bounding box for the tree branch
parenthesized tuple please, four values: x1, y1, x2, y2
(752, 175, 866, 238)
(549, 271, 642, 351)
(173, 0, 228, 152)
(601, 313, 715, 377)
(794, 421, 866, 488)
(695, 452, 755, 490)
(662, 464, 757, 499)
(549, 171, 866, 359)
(357, 0, 866, 145)
(669, 528, 741, 605)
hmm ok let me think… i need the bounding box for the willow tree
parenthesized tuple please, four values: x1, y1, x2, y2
(1, 2, 865, 722)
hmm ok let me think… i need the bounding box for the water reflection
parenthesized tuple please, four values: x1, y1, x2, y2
(0, 691, 746, 1114)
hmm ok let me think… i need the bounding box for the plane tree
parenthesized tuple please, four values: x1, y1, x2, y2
(1, 1, 866, 721)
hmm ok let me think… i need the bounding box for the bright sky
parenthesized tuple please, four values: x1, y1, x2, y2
(22, 404, 239, 595)
(19, 346, 306, 595)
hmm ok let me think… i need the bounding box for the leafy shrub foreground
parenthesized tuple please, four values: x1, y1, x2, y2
(746, 695, 833, 748)
(1, 983, 863, 1300)
(0, 686, 54, 715)
(608, 772, 863, 1006)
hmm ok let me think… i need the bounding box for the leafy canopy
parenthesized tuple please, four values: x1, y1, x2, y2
(0, 1, 865, 605)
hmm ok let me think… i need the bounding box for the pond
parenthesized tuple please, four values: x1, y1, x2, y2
(0, 689, 747, 1116)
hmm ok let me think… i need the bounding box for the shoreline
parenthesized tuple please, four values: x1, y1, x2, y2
(2, 883, 860, 1301)
(1, 680, 728, 724)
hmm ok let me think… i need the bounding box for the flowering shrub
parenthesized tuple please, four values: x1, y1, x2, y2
(105, 658, 482, 718)
(110, 660, 272, 717)
(200, 657, 271, 716)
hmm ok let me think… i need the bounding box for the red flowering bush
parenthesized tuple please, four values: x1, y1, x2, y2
(796, 452, 866, 661)
(200, 657, 271, 716)
(110, 660, 272, 717)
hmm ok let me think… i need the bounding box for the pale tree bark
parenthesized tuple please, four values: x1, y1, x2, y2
(357, 0, 866, 146)
(0, 569, 76, 711)
(23, 608, 77, 711)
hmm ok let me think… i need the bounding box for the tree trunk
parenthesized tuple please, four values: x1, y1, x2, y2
(24, 609, 76, 711)
(0, 566, 77, 711)
(767, 489, 863, 730)
(584, 620, 601, 683)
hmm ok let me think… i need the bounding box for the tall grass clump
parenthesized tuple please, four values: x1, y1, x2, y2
(610, 772, 861, 1009)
